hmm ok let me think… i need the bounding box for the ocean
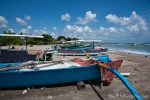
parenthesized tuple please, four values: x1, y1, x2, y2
(95, 43, 150, 56)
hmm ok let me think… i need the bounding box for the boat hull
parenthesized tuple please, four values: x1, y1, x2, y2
(57, 49, 108, 56)
(0, 55, 121, 89)
(0, 65, 101, 89)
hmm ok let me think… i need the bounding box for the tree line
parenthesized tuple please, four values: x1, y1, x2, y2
(0, 30, 79, 46)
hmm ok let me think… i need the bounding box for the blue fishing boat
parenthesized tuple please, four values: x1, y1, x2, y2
(56, 48, 108, 56)
(0, 55, 122, 89)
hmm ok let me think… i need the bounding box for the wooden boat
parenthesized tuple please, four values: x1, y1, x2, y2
(60, 40, 97, 50)
(0, 55, 122, 89)
(144, 44, 150, 46)
(61, 44, 80, 49)
(96, 44, 101, 46)
(132, 43, 140, 46)
(60, 45, 92, 50)
(56, 48, 108, 56)
(60, 40, 82, 49)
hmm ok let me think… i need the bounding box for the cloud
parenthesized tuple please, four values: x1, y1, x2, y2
(126, 24, 139, 33)
(0, 24, 8, 28)
(76, 11, 98, 25)
(27, 26, 32, 29)
(53, 27, 57, 31)
(106, 14, 131, 26)
(105, 11, 149, 37)
(43, 27, 47, 30)
(33, 30, 49, 35)
(139, 10, 150, 14)
(106, 11, 148, 30)
(33, 30, 58, 38)
(19, 25, 32, 34)
(51, 32, 59, 39)
(0, 16, 8, 24)
(63, 23, 146, 40)
(63, 11, 149, 41)
(61, 13, 70, 21)
(98, 26, 118, 36)
(65, 25, 83, 33)
(51, 32, 55, 36)
(63, 25, 119, 40)
(40, 21, 42, 23)
(64, 25, 93, 33)
(24, 15, 31, 20)
(8, 29, 14, 32)
(33, 30, 57, 38)
(0, 16, 8, 28)
(109, 27, 117, 32)
(16, 18, 27, 25)
(63, 25, 98, 39)
(20, 29, 29, 34)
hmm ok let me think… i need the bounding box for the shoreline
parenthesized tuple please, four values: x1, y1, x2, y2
(0, 45, 150, 100)
(96, 45, 150, 56)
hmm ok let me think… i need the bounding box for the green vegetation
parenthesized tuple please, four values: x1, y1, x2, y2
(0, 31, 79, 46)
(0, 30, 23, 48)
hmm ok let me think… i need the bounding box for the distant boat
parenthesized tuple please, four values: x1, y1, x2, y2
(144, 44, 150, 46)
(118, 43, 125, 45)
(132, 43, 140, 46)
(96, 44, 101, 46)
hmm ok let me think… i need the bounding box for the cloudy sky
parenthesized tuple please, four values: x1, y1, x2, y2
(0, 0, 150, 43)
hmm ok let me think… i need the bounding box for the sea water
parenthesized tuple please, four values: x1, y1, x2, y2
(95, 43, 150, 56)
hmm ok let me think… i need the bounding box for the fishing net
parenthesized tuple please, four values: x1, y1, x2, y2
(72, 58, 123, 85)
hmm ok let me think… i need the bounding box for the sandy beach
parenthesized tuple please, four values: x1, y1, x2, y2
(0, 45, 150, 100)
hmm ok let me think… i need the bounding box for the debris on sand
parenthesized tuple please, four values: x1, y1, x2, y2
(41, 86, 46, 90)
(135, 80, 138, 83)
(134, 67, 140, 71)
(22, 89, 27, 94)
(47, 95, 52, 99)
(27, 87, 30, 90)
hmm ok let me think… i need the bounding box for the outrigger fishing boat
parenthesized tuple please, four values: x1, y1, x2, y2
(56, 40, 108, 56)
(0, 54, 122, 89)
(57, 49, 108, 56)
(60, 42, 92, 50)
(0, 50, 143, 100)
(60, 40, 101, 49)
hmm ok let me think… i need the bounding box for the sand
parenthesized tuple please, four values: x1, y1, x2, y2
(0, 45, 150, 100)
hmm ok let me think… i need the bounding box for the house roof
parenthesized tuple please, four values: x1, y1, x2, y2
(59, 38, 66, 42)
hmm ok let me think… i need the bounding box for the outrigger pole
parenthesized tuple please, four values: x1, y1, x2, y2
(82, 50, 143, 100)
(0, 34, 44, 50)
